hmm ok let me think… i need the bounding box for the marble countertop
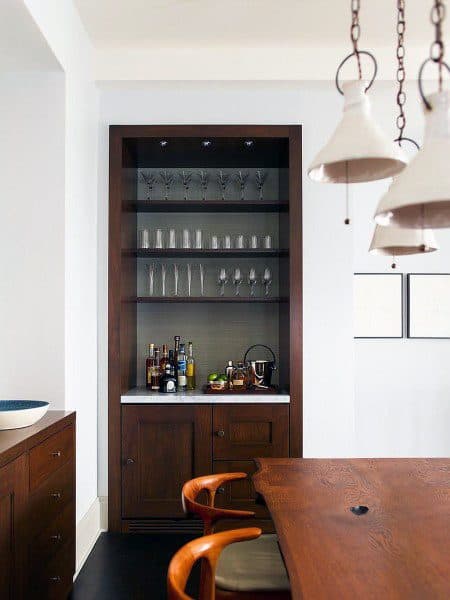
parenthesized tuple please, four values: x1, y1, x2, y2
(121, 387, 290, 404)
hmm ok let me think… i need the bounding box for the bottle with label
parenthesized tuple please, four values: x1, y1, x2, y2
(159, 364, 177, 393)
(225, 360, 235, 390)
(151, 347, 161, 391)
(174, 336, 180, 370)
(186, 341, 196, 390)
(168, 349, 175, 374)
(177, 343, 187, 391)
(232, 362, 247, 390)
(160, 344, 169, 375)
(146, 344, 155, 389)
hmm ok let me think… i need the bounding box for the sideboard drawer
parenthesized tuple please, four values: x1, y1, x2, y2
(29, 461, 74, 537)
(34, 538, 75, 600)
(29, 426, 73, 491)
(30, 502, 74, 568)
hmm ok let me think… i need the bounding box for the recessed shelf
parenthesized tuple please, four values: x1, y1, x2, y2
(124, 200, 289, 213)
(127, 248, 288, 258)
(134, 296, 287, 303)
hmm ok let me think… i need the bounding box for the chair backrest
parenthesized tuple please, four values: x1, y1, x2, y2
(182, 473, 256, 535)
(167, 527, 262, 600)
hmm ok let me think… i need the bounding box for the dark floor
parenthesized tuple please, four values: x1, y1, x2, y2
(70, 532, 200, 600)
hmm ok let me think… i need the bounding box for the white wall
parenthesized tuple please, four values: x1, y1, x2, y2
(0, 71, 65, 406)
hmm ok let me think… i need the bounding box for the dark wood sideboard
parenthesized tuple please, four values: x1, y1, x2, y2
(0, 411, 75, 599)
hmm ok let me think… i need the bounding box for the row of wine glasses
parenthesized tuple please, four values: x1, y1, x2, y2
(145, 264, 273, 297)
(138, 228, 273, 250)
(140, 169, 269, 201)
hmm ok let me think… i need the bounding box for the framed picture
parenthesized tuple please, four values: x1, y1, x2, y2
(407, 274, 450, 339)
(354, 273, 403, 339)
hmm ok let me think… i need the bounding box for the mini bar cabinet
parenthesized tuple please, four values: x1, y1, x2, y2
(108, 125, 302, 532)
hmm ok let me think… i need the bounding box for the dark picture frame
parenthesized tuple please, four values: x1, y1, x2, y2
(407, 273, 450, 339)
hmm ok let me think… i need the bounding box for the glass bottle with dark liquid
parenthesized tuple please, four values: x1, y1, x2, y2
(146, 343, 155, 389)
(151, 347, 161, 391)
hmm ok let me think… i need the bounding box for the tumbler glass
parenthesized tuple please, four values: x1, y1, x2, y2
(138, 228, 150, 249)
(223, 235, 232, 249)
(250, 235, 259, 249)
(194, 229, 203, 249)
(155, 229, 164, 249)
(182, 229, 191, 249)
(168, 228, 177, 249)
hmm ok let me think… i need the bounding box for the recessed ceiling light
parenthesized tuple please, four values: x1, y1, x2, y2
(160, 140, 168, 147)
(201, 140, 212, 148)
(244, 140, 254, 148)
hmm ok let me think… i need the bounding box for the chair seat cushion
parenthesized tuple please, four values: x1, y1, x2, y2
(215, 534, 290, 592)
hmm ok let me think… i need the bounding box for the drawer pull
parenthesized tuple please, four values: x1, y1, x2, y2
(216, 430, 225, 438)
(50, 492, 61, 500)
(52, 451, 62, 458)
(50, 576, 61, 583)
(50, 534, 62, 542)
(126, 458, 135, 464)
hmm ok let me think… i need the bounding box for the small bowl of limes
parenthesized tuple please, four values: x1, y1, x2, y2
(207, 373, 228, 390)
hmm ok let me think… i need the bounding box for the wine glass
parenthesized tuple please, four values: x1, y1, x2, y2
(140, 171, 157, 201)
(217, 268, 229, 296)
(198, 170, 209, 201)
(235, 170, 249, 201)
(148, 263, 155, 296)
(199, 264, 206, 296)
(255, 170, 268, 201)
(248, 267, 257, 297)
(161, 264, 167, 296)
(187, 264, 192, 297)
(179, 170, 192, 201)
(233, 267, 244, 296)
(159, 170, 174, 201)
(217, 170, 230, 201)
(262, 267, 272, 296)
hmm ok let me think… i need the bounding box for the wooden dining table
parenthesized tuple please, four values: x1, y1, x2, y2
(253, 458, 450, 600)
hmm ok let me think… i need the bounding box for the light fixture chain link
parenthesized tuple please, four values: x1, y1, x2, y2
(430, 0, 446, 90)
(396, 0, 406, 139)
(350, 0, 362, 79)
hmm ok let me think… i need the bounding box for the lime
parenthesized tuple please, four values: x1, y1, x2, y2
(217, 374, 228, 381)
(208, 373, 218, 382)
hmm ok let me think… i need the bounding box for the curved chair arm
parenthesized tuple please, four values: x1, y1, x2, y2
(168, 527, 262, 600)
(182, 473, 256, 534)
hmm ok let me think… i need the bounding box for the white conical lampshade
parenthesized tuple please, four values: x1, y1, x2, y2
(369, 225, 438, 255)
(308, 80, 407, 183)
(375, 90, 450, 228)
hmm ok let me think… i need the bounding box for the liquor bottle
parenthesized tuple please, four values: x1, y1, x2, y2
(151, 347, 161, 391)
(232, 362, 247, 390)
(168, 349, 175, 374)
(177, 343, 187, 391)
(174, 336, 180, 370)
(160, 344, 169, 375)
(159, 364, 177, 393)
(225, 360, 235, 390)
(186, 341, 196, 390)
(145, 344, 155, 389)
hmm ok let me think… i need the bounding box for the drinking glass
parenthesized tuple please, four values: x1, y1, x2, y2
(262, 267, 272, 296)
(235, 234, 245, 249)
(140, 171, 157, 201)
(194, 229, 203, 249)
(155, 229, 164, 249)
(255, 170, 268, 201)
(235, 170, 249, 201)
(182, 229, 191, 249)
(217, 268, 228, 296)
(161, 264, 167, 296)
(217, 170, 230, 201)
(198, 170, 209, 201)
(199, 264, 206, 296)
(187, 264, 192, 296)
(173, 264, 179, 296)
(138, 228, 150, 249)
(179, 170, 193, 201)
(250, 235, 259, 249)
(148, 263, 155, 296)
(248, 267, 257, 297)
(168, 228, 177, 249)
(263, 235, 272, 249)
(211, 235, 219, 250)
(233, 267, 244, 296)
(159, 170, 174, 201)
(223, 235, 232, 249)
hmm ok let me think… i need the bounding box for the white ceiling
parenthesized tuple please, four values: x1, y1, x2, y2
(74, 0, 444, 49)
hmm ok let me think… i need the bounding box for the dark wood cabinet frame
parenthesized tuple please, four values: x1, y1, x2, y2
(108, 125, 303, 532)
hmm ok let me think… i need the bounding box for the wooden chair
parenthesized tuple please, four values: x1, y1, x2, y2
(181, 473, 291, 598)
(167, 528, 262, 600)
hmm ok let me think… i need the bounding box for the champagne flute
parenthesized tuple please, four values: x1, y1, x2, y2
(255, 170, 268, 201)
(199, 264, 206, 296)
(248, 267, 257, 297)
(233, 267, 244, 296)
(217, 268, 228, 296)
(161, 264, 167, 296)
(140, 171, 157, 201)
(159, 170, 174, 201)
(198, 170, 209, 201)
(148, 263, 155, 296)
(173, 264, 179, 296)
(235, 170, 249, 201)
(179, 170, 192, 201)
(217, 170, 230, 201)
(187, 263, 192, 297)
(262, 267, 272, 296)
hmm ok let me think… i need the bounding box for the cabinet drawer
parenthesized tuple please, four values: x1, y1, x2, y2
(33, 538, 75, 600)
(213, 404, 289, 460)
(30, 502, 75, 568)
(30, 425, 74, 491)
(29, 461, 74, 537)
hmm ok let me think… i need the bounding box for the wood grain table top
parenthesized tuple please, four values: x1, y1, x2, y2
(253, 458, 450, 600)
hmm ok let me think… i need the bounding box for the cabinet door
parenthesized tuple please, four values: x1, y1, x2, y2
(122, 405, 212, 517)
(213, 404, 289, 460)
(0, 455, 27, 600)
(213, 459, 269, 518)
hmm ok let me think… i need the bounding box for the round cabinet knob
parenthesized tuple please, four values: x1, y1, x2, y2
(126, 458, 135, 464)
(52, 451, 62, 458)
(217, 487, 225, 494)
(50, 576, 61, 583)
(50, 492, 61, 500)
(51, 534, 62, 542)
(216, 430, 225, 438)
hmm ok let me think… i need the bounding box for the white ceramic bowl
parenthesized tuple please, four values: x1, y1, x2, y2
(0, 400, 49, 430)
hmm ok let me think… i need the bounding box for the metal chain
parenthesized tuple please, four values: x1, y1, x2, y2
(430, 0, 446, 90)
(351, 0, 362, 79)
(396, 0, 406, 140)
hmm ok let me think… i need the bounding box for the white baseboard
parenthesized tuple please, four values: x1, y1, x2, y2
(75, 497, 107, 577)
(99, 495, 108, 530)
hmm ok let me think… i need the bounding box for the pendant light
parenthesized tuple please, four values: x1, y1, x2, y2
(370, 0, 438, 262)
(308, 0, 407, 184)
(375, 0, 450, 228)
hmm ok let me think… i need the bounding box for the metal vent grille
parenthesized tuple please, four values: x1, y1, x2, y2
(125, 519, 204, 534)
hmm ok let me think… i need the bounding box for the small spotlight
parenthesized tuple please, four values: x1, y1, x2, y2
(201, 140, 212, 148)
(244, 140, 254, 148)
(160, 140, 168, 147)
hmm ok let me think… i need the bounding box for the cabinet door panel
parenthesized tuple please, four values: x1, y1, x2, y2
(213, 404, 289, 460)
(122, 405, 212, 517)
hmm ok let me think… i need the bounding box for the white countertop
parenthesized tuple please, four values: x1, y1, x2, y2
(121, 387, 290, 404)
